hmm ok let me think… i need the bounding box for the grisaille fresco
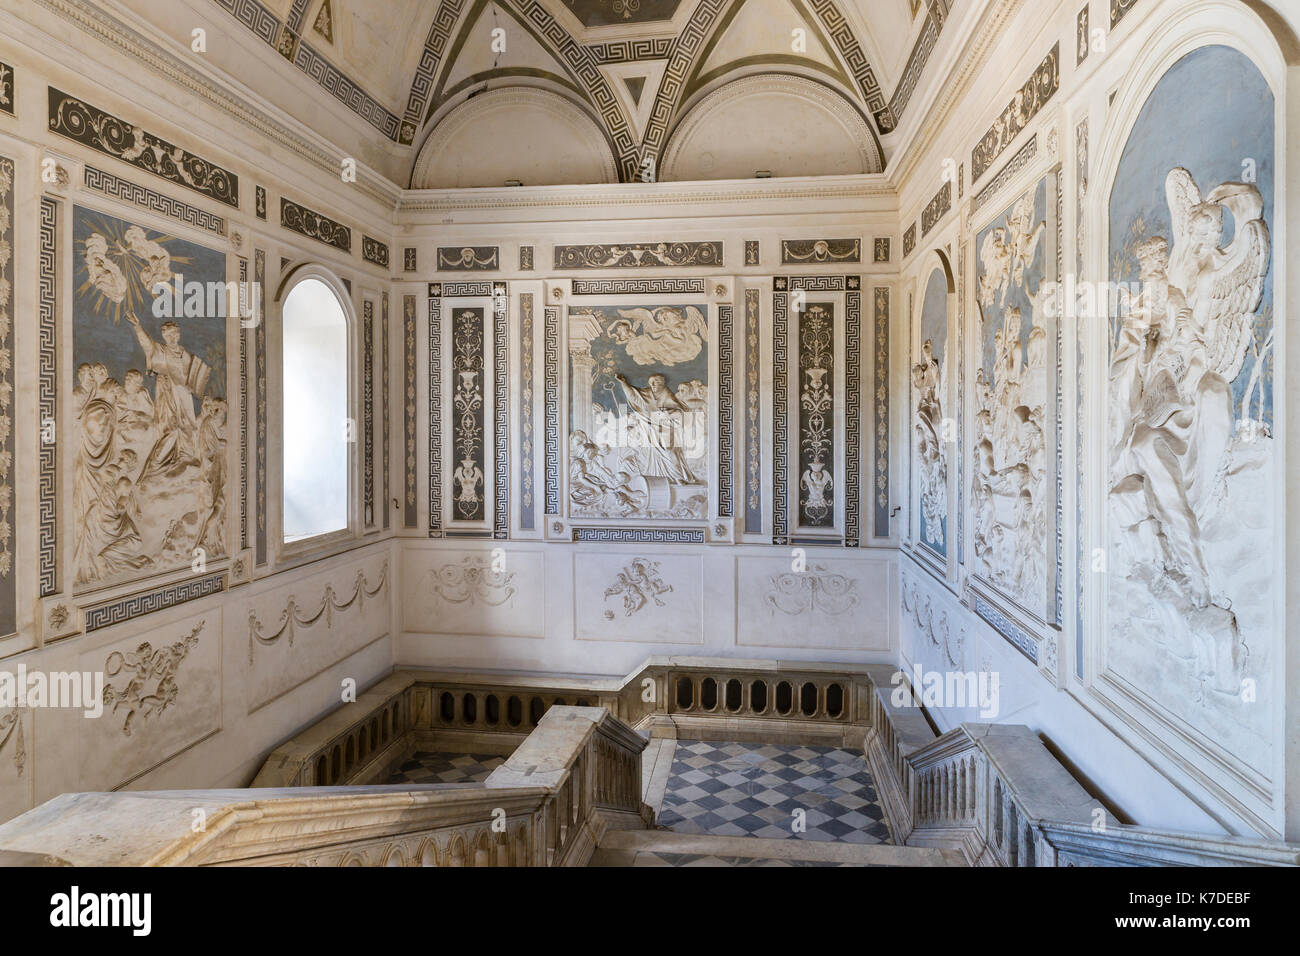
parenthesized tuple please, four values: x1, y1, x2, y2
(567, 303, 709, 520)
(1106, 45, 1274, 763)
(973, 177, 1051, 615)
(72, 206, 228, 591)
(913, 268, 948, 554)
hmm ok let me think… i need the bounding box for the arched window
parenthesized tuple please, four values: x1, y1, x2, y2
(281, 276, 349, 543)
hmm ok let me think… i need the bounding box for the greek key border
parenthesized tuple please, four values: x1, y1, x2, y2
(39, 196, 59, 597)
(845, 289, 861, 547)
(493, 283, 509, 538)
(84, 572, 226, 632)
(83, 166, 227, 236)
(544, 306, 560, 516)
(428, 287, 443, 537)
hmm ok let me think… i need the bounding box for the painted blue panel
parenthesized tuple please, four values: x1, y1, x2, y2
(1109, 44, 1274, 427)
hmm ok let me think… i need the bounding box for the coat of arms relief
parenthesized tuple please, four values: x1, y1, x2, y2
(72, 208, 228, 590)
(568, 304, 709, 520)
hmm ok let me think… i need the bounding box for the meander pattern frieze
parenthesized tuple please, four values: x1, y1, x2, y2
(974, 135, 1038, 212)
(845, 289, 861, 547)
(84, 572, 226, 632)
(83, 166, 227, 236)
(772, 287, 789, 544)
(744, 289, 762, 535)
(717, 304, 733, 519)
(38, 197, 59, 597)
(48, 88, 239, 207)
(571, 278, 706, 295)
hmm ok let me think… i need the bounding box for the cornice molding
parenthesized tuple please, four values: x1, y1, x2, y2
(395, 173, 897, 215)
(885, 0, 1029, 193)
(28, 0, 401, 210)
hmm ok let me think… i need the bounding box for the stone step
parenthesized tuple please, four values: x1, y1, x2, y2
(589, 829, 964, 867)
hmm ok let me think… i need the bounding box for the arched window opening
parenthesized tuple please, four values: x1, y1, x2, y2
(281, 277, 348, 543)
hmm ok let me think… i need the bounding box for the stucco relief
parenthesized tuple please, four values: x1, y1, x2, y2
(103, 620, 203, 735)
(425, 554, 517, 607)
(914, 268, 948, 553)
(71, 207, 228, 591)
(568, 304, 709, 520)
(1103, 45, 1275, 772)
(973, 183, 1051, 613)
(765, 565, 859, 617)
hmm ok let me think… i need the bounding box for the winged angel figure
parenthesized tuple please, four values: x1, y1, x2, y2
(1108, 168, 1269, 691)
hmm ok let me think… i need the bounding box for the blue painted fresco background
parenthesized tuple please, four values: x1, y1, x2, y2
(73, 206, 227, 402)
(1109, 44, 1274, 427)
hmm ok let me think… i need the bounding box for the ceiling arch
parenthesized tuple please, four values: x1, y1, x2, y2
(410, 86, 619, 188)
(660, 72, 883, 181)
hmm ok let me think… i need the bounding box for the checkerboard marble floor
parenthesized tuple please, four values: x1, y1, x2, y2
(386, 752, 505, 785)
(655, 740, 892, 844)
(621, 851, 850, 867)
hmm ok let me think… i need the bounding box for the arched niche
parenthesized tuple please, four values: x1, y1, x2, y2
(410, 87, 618, 188)
(913, 250, 955, 562)
(1089, 0, 1286, 820)
(659, 73, 882, 182)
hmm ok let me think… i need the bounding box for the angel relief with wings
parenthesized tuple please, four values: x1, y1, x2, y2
(1108, 168, 1270, 690)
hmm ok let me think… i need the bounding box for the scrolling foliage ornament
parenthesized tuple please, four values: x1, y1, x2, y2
(48, 89, 238, 207)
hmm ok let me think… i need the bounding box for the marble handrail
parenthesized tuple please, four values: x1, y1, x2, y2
(0, 705, 647, 866)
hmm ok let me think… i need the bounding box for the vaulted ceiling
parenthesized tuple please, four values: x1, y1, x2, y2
(195, 0, 954, 186)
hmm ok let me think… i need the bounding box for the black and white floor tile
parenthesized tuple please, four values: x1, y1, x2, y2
(656, 740, 892, 844)
(386, 752, 505, 785)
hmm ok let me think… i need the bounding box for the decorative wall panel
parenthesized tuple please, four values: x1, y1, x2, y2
(872, 288, 890, 538)
(567, 304, 709, 521)
(519, 293, 536, 532)
(49, 89, 239, 207)
(0, 158, 13, 634)
(743, 289, 762, 535)
(382, 294, 391, 530)
(492, 284, 508, 538)
(554, 242, 722, 269)
(544, 306, 560, 517)
(254, 250, 267, 565)
(717, 305, 733, 519)
(771, 286, 788, 544)
(362, 300, 375, 527)
(572, 278, 706, 295)
(921, 181, 952, 237)
(972, 174, 1057, 626)
(797, 303, 835, 528)
(450, 307, 485, 523)
(362, 236, 390, 269)
(780, 239, 861, 265)
(280, 197, 350, 252)
(71, 205, 227, 591)
(403, 294, 417, 528)
(428, 287, 443, 536)
(1103, 45, 1273, 773)
(914, 268, 948, 556)
(845, 289, 861, 548)
(970, 44, 1059, 182)
(0, 61, 12, 116)
(437, 246, 498, 271)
